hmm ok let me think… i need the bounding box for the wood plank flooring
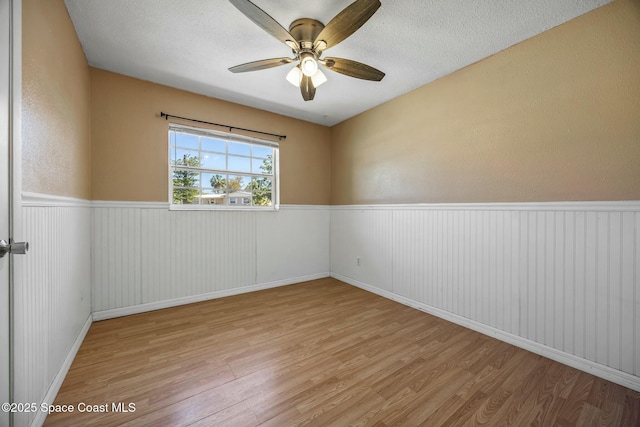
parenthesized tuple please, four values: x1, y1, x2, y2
(45, 278, 639, 426)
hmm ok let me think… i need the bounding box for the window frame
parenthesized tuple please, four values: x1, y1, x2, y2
(168, 123, 280, 211)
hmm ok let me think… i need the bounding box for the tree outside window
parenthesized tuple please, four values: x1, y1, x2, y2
(172, 154, 200, 204)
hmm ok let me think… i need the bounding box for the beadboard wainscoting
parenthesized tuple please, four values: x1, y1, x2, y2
(13, 195, 640, 427)
(91, 203, 330, 319)
(330, 202, 640, 391)
(17, 193, 92, 427)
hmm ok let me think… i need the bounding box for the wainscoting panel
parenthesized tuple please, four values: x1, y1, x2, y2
(331, 209, 394, 293)
(92, 204, 330, 315)
(15, 197, 92, 427)
(256, 207, 330, 284)
(140, 209, 257, 303)
(92, 207, 142, 311)
(330, 202, 640, 390)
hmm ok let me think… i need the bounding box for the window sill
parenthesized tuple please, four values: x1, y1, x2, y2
(169, 204, 279, 212)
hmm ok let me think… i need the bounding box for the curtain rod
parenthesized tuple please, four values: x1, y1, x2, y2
(160, 112, 286, 140)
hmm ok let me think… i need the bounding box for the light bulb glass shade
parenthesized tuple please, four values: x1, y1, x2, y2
(310, 69, 327, 87)
(286, 66, 302, 87)
(285, 40, 298, 50)
(300, 53, 318, 77)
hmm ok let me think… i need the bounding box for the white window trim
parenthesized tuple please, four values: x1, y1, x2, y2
(168, 123, 280, 211)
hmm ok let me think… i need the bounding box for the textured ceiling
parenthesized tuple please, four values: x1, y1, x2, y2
(64, 0, 612, 126)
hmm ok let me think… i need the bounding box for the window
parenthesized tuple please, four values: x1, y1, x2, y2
(169, 124, 279, 209)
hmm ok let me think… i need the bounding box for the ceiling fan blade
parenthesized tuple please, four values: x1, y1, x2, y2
(314, 0, 381, 50)
(229, 57, 293, 73)
(300, 75, 316, 101)
(323, 57, 385, 81)
(229, 0, 299, 50)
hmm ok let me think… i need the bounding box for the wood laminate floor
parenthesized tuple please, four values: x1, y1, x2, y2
(45, 278, 639, 426)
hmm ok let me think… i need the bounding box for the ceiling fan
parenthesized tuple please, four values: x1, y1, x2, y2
(228, 0, 385, 101)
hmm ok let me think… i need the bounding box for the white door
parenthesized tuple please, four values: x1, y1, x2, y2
(1, 0, 12, 424)
(1, 1, 24, 426)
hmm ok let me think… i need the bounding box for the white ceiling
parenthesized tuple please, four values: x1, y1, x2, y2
(64, 0, 612, 126)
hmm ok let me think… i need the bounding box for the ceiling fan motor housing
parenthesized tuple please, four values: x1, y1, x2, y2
(289, 18, 325, 47)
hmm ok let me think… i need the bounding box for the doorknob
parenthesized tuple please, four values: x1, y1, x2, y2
(0, 239, 29, 258)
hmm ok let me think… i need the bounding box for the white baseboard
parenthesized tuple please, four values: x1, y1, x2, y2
(330, 272, 640, 392)
(31, 314, 93, 427)
(92, 273, 331, 321)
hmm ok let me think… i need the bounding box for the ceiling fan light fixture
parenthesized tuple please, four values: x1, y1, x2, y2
(286, 66, 302, 87)
(311, 69, 327, 88)
(300, 52, 318, 77)
(227, 0, 385, 101)
(314, 40, 328, 53)
(285, 40, 298, 50)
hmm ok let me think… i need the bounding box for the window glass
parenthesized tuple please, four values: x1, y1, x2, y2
(201, 137, 226, 153)
(252, 158, 270, 174)
(228, 156, 251, 174)
(200, 153, 226, 170)
(252, 145, 272, 159)
(228, 141, 251, 156)
(171, 148, 199, 164)
(175, 133, 199, 150)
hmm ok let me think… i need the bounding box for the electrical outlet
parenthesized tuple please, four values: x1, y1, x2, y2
(356, 257, 361, 266)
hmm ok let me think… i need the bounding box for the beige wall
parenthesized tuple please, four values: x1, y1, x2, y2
(24, 0, 639, 205)
(22, 0, 91, 199)
(91, 69, 331, 204)
(331, 0, 640, 205)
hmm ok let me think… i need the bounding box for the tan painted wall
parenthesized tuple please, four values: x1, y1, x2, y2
(331, 0, 640, 205)
(91, 69, 331, 204)
(23, 0, 638, 205)
(22, 0, 91, 199)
